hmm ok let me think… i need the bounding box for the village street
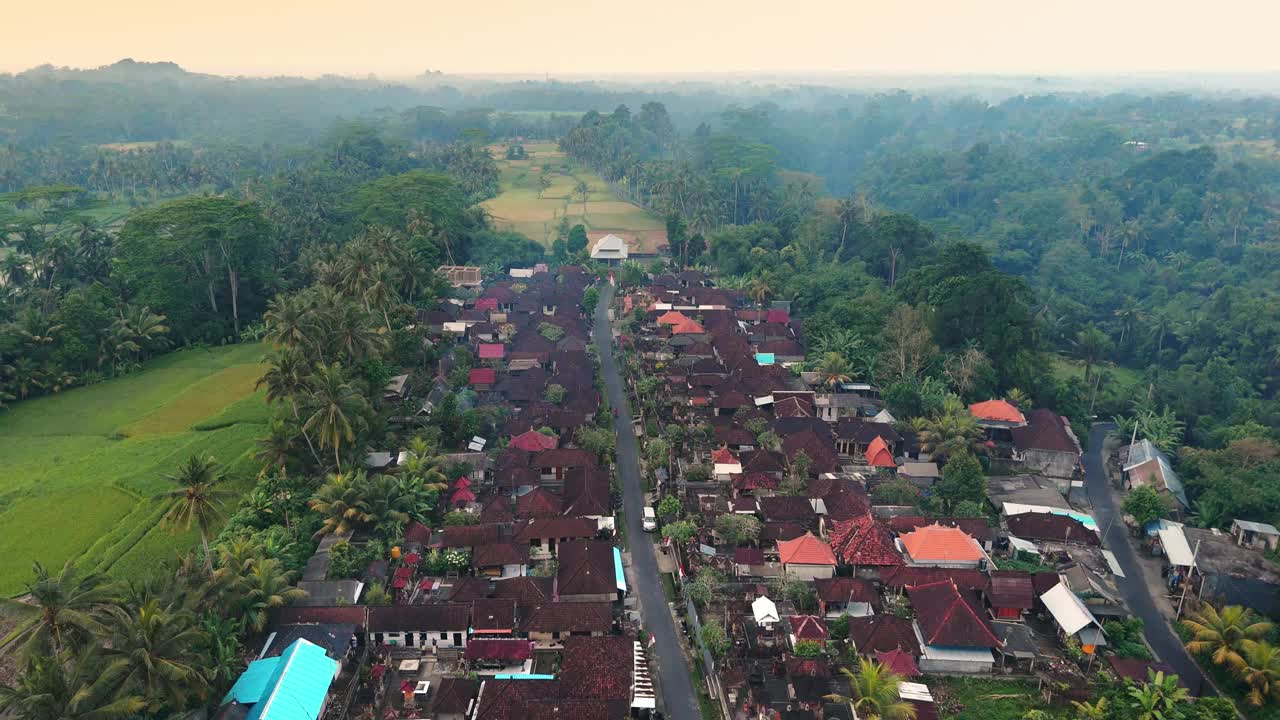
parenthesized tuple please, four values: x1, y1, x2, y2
(594, 282, 701, 720)
(1082, 423, 1213, 696)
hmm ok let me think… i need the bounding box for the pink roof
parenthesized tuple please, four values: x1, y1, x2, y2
(792, 615, 829, 640)
(969, 399, 1026, 424)
(479, 343, 506, 359)
(711, 447, 739, 464)
(874, 649, 920, 677)
(451, 487, 476, 505)
(454, 476, 471, 489)
(475, 297, 499, 311)
(866, 436, 895, 467)
(766, 309, 789, 324)
(404, 552, 421, 564)
(469, 368, 496, 385)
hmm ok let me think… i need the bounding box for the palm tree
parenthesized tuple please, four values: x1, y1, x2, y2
(911, 396, 985, 462)
(309, 471, 372, 538)
(1073, 324, 1112, 384)
(574, 179, 590, 215)
(255, 419, 297, 478)
(823, 659, 916, 720)
(261, 293, 317, 352)
(325, 301, 388, 365)
(815, 352, 853, 388)
(233, 558, 306, 633)
(1182, 603, 1273, 671)
(0, 560, 116, 659)
(302, 363, 368, 471)
(257, 347, 322, 465)
(362, 474, 414, 536)
(1240, 640, 1280, 706)
(1126, 670, 1189, 720)
(0, 649, 146, 720)
(159, 454, 232, 572)
(100, 599, 207, 712)
(748, 275, 772, 307)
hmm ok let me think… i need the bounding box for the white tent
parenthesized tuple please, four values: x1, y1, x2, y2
(1040, 583, 1102, 637)
(752, 596, 780, 626)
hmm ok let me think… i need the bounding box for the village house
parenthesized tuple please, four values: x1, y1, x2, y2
(776, 532, 837, 580)
(367, 603, 471, 650)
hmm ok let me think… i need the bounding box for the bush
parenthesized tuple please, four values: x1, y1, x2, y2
(794, 640, 824, 658)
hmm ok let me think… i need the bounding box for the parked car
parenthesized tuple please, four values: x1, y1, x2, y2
(642, 506, 658, 532)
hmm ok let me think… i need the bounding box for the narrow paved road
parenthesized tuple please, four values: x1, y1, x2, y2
(1082, 423, 1212, 695)
(594, 283, 700, 720)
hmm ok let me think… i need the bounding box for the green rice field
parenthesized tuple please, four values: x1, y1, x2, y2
(0, 343, 269, 595)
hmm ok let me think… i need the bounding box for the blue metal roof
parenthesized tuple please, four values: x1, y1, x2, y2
(755, 353, 775, 365)
(613, 547, 627, 593)
(222, 639, 338, 720)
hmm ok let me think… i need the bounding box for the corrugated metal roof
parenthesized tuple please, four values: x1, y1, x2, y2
(222, 639, 337, 720)
(1123, 440, 1188, 507)
(1039, 584, 1101, 637)
(1157, 524, 1196, 568)
(1234, 519, 1280, 535)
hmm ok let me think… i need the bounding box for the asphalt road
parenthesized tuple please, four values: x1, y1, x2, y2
(1082, 423, 1212, 695)
(594, 282, 701, 720)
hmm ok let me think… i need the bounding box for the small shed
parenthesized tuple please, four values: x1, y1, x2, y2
(1231, 519, 1280, 552)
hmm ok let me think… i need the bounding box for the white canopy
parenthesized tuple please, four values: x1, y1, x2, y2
(1040, 583, 1101, 636)
(752, 596, 780, 625)
(1157, 524, 1196, 568)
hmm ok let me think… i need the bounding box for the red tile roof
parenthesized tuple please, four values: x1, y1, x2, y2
(987, 571, 1036, 610)
(451, 487, 477, 505)
(907, 580, 1001, 648)
(766, 309, 790, 324)
(470, 368, 497, 385)
(479, 343, 506, 359)
(846, 615, 920, 656)
(465, 639, 532, 661)
(473, 543, 529, 568)
(732, 472, 779, 491)
(968, 399, 1026, 424)
(404, 520, 432, 545)
(517, 488, 563, 518)
(900, 524, 984, 563)
(475, 297, 500, 311)
(510, 430, 559, 452)
(829, 515, 904, 567)
(555, 540, 618, 596)
(711, 447, 739, 464)
(791, 615, 829, 640)
(656, 310, 691, 326)
(671, 318, 705, 335)
(474, 680, 562, 720)
(777, 532, 837, 566)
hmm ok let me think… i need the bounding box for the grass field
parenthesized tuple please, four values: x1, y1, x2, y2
(929, 677, 1067, 720)
(481, 141, 667, 254)
(0, 343, 269, 595)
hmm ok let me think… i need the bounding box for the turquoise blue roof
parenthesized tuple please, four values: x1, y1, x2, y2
(755, 353, 775, 365)
(494, 674, 556, 680)
(222, 639, 338, 720)
(613, 547, 626, 593)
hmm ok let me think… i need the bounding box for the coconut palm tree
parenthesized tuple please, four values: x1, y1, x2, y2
(0, 560, 116, 659)
(302, 363, 369, 471)
(1239, 640, 1280, 706)
(255, 419, 297, 478)
(233, 558, 307, 633)
(362, 474, 414, 536)
(748, 275, 772, 307)
(1182, 603, 1272, 671)
(0, 648, 145, 720)
(261, 293, 317, 353)
(574, 179, 590, 215)
(309, 471, 372, 538)
(911, 396, 985, 462)
(823, 659, 916, 720)
(159, 454, 232, 572)
(325, 301, 388, 365)
(100, 599, 207, 712)
(815, 352, 853, 388)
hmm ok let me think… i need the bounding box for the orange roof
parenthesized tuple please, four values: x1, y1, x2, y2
(711, 446, 739, 464)
(671, 318, 705, 334)
(777, 532, 836, 566)
(969, 399, 1025, 424)
(899, 523, 983, 563)
(866, 436, 896, 468)
(656, 310, 690, 326)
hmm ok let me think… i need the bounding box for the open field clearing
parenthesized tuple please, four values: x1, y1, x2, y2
(482, 141, 667, 254)
(0, 343, 268, 594)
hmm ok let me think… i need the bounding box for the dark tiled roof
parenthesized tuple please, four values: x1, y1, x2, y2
(791, 615, 828, 640)
(556, 540, 617, 596)
(448, 576, 554, 604)
(465, 638, 533, 661)
(474, 680, 562, 720)
(532, 449, 599, 468)
(514, 517, 597, 542)
(814, 577, 878, 605)
(846, 615, 920, 656)
(559, 636, 633, 701)
(1006, 512, 1100, 546)
(520, 602, 613, 634)
(759, 496, 817, 524)
(270, 605, 367, 629)
(367, 604, 470, 632)
(473, 543, 530, 568)
(517, 488, 564, 518)
(880, 567, 989, 591)
(1011, 408, 1080, 454)
(523, 700, 611, 720)
(432, 678, 480, 715)
(987, 571, 1036, 610)
(438, 524, 504, 548)
(404, 520, 433, 545)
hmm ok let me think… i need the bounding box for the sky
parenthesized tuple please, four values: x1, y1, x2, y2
(7, 0, 1280, 78)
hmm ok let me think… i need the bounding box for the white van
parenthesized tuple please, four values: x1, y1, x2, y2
(642, 506, 658, 532)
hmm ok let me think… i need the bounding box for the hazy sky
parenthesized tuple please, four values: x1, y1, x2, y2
(7, 0, 1280, 78)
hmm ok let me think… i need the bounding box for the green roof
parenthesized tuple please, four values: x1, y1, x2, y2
(222, 639, 338, 720)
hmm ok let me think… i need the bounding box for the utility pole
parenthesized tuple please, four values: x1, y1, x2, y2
(1175, 538, 1202, 618)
